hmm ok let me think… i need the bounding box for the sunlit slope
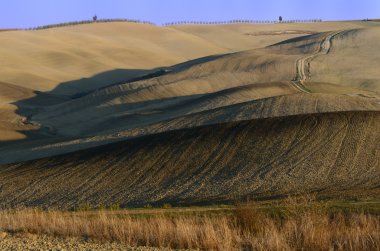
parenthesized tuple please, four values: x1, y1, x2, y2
(0, 81, 69, 143)
(0, 22, 228, 141)
(29, 32, 328, 137)
(0, 111, 379, 208)
(0, 22, 227, 96)
(0, 81, 68, 142)
(1, 23, 379, 159)
(310, 28, 380, 92)
(171, 21, 378, 51)
(0, 82, 37, 141)
(0, 21, 347, 141)
(2, 21, 378, 97)
(30, 29, 380, 138)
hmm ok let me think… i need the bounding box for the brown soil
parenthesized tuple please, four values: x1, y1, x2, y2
(0, 111, 378, 209)
(0, 232, 167, 250)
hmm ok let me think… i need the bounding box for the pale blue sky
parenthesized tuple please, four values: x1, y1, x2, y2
(1, 0, 379, 28)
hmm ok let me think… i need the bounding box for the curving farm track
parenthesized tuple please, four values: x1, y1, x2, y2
(292, 31, 343, 92)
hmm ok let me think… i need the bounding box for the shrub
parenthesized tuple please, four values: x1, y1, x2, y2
(109, 203, 120, 211)
(162, 203, 172, 209)
(144, 204, 153, 209)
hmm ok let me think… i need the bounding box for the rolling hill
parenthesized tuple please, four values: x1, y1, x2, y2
(1, 21, 378, 142)
(0, 21, 379, 208)
(0, 111, 379, 208)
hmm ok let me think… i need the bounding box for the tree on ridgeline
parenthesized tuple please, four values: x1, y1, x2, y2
(93, 15, 98, 22)
(279, 16, 283, 22)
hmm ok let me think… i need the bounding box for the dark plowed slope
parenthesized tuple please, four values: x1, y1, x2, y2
(0, 111, 379, 208)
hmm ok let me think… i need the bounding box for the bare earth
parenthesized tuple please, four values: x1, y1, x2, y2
(0, 232, 172, 251)
(0, 20, 379, 209)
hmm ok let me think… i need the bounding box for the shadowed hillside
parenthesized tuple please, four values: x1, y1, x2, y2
(0, 21, 379, 209)
(1, 93, 379, 164)
(1, 27, 378, 160)
(0, 111, 379, 209)
(1, 22, 379, 144)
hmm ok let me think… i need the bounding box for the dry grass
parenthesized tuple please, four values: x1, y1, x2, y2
(0, 199, 379, 250)
(235, 197, 380, 250)
(0, 210, 236, 250)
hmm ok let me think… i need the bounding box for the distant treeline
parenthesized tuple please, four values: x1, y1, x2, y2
(25, 19, 155, 30)
(7, 18, 326, 31)
(163, 19, 323, 26)
(0, 29, 19, 32)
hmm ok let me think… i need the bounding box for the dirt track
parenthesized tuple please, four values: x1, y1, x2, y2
(292, 31, 342, 92)
(0, 232, 165, 251)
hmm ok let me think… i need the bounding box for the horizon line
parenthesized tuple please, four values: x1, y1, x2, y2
(1, 17, 379, 30)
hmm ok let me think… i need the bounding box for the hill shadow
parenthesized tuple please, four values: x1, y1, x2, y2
(23, 68, 169, 103)
(36, 53, 227, 100)
(1, 53, 228, 151)
(0, 67, 171, 149)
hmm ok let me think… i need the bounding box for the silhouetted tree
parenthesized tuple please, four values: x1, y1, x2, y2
(279, 16, 283, 22)
(93, 15, 98, 22)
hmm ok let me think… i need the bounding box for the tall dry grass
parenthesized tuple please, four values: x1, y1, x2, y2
(0, 210, 236, 250)
(235, 197, 380, 250)
(0, 199, 379, 250)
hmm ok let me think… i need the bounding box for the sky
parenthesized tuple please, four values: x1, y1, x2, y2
(0, 0, 379, 28)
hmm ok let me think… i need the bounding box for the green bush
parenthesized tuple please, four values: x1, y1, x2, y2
(74, 202, 92, 211)
(162, 203, 172, 209)
(109, 203, 120, 211)
(144, 204, 153, 209)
